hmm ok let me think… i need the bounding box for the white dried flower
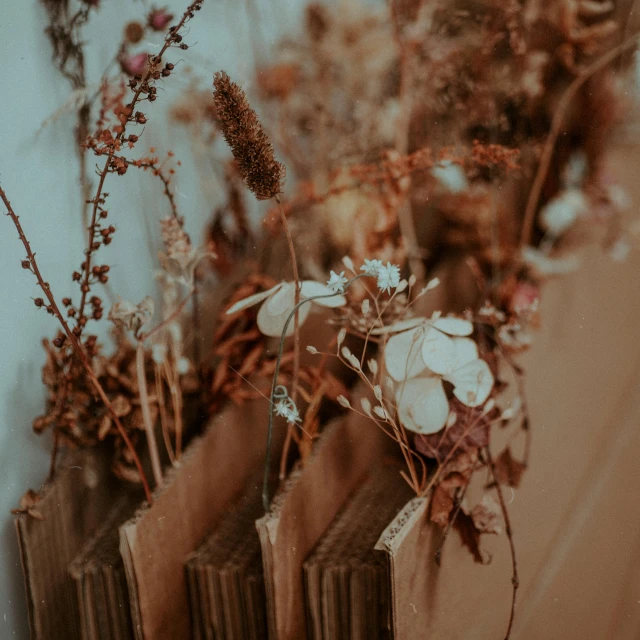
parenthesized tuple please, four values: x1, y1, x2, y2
(225, 280, 346, 338)
(342, 255, 355, 271)
(337, 395, 351, 408)
(274, 398, 301, 425)
(361, 397, 373, 416)
(360, 258, 384, 277)
(376, 262, 401, 293)
(306, 345, 319, 354)
(367, 358, 378, 376)
(326, 270, 348, 293)
(373, 405, 388, 420)
(361, 299, 370, 316)
(109, 296, 155, 335)
(384, 316, 494, 435)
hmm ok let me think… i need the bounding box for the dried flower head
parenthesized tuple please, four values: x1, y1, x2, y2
(108, 296, 155, 336)
(212, 71, 285, 200)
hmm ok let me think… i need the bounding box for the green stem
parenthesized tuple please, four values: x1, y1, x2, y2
(262, 274, 366, 512)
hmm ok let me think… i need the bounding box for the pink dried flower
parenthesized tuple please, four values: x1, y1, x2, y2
(121, 53, 149, 77)
(148, 7, 174, 32)
(510, 282, 539, 314)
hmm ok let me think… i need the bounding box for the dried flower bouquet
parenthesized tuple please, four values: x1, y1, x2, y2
(3, 0, 640, 638)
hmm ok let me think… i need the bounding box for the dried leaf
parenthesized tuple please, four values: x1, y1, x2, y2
(493, 447, 527, 488)
(416, 398, 491, 460)
(453, 510, 484, 564)
(430, 473, 465, 528)
(471, 495, 502, 535)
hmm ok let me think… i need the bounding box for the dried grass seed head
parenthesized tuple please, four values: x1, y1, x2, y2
(212, 71, 285, 200)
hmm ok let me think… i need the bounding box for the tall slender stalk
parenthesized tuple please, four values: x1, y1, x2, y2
(0, 186, 153, 503)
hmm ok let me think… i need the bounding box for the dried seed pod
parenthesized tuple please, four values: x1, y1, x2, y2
(212, 71, 285, 200)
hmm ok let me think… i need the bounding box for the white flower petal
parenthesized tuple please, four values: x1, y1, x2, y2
(396, 377, 449, 435)
(430, 316, 474, 337)
(257, 290, 311, 337)
(445, 359, 494, 407)
(225, 283, 282, 315)
(451, 337, 479, 370)
(384, 327, 429, 381)
(421, 326, 456, 375)
(264, 282, 296, 316)
(300, 280, 346, 307)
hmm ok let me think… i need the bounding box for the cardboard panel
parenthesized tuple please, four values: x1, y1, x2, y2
(377, 242, 640, 639)
(14, 448, 123, 640)
(119, 400, 271, 640)
(256, 409, 388, 640)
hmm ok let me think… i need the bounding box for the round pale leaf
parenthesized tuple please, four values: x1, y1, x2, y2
(225, 283, 282, 315)
(257, 291, 311, 337)
(384, 327, 428, 381)
(451, 337, 479, 370)
(264, 282, 296, 316)
(300, 280, 346, 307)
(430, 316, 474, 336)
(371, 317, 425, 335)
(421, 326, 456, 375)
(395, 377, 449, 435)
(445, 359, 494, 407)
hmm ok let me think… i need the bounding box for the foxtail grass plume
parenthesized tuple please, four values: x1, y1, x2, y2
(213, 71, 285, 200)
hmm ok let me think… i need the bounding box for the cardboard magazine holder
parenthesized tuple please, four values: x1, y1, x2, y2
(376, 246, 640, 639)
(256, 407, 389, 640)
(14, 447, 126, 640)
(119, 399, 272, 640)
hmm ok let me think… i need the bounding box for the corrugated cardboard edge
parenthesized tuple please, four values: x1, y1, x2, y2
(374, 497, 427, 639)
(14, 448, 120, 640)
(119, 400, 271, 640)
(256, 406, 389, 640)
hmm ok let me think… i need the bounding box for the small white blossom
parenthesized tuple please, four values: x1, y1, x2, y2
(274, 399, 301, 424)
(360, 258, 384, 277)
(326, 270, 348, 293)
(306, 345, 318, 354)
(376, 262, 401, 293)
(342, 256, 355, 271)
(109, 296, 154, 335)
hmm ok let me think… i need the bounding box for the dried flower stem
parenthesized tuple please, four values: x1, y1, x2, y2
(136, 342, 164, 487)
(263, 276, 365, 511)
(485, 446, 518, 640)
(520, 34, 640, 251)
(276, 196, 301, 480)
(77, 0, 202, 327)
(122, 157, 179, 218)
(155, 363, 176, 465)
(0, 186, 152, 503)
(166, 338, 184, 458)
